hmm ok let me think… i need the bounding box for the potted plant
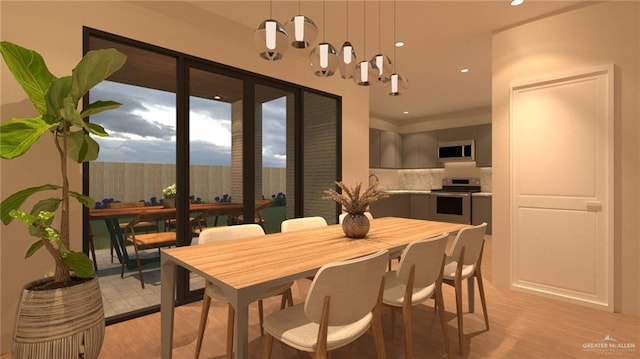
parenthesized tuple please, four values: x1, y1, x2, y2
(0, 41, 126, 358)
(162, 183, 177, 208)
(323, 181, 388, 238)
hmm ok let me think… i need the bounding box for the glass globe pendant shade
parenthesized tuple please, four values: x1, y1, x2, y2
(254, 19, 289, 61)
(285, 15, 318, 49)
(370, 53, 393, 83)
(310, 42, 339, 77)
(388, 72, 408, 96)
(339, 41, 357, 79)
(354, 60, 377, 86)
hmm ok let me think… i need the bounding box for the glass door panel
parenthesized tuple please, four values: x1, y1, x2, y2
(187, 66, 243, 293)
(87, 36, 177, 319)
(255, 84, 294, 233)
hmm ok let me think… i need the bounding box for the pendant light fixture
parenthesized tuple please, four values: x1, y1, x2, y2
(370, 0, 392, 83)
(254, 0, 288, 61)
(285, 0, 317, 49)
(388, 0, 408, 95)
(339, 0, 357, 79)
(354, 0, 377, 86)
(310, 0, 339, 77)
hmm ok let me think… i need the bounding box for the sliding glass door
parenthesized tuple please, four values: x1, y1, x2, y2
(84, 27, 341, 321)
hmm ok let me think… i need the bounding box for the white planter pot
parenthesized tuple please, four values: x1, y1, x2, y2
(13, 276, 105, 359)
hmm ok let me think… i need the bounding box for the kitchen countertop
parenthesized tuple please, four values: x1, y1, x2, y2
(381, 189, 493, 196)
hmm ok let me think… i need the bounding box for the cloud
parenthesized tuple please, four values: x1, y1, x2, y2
(90, 81, 287, 167)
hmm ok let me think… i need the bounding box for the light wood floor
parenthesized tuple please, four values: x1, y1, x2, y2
(4, 236, 637, 358)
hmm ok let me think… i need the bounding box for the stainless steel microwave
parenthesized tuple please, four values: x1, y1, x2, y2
(438, 140, 475, 162)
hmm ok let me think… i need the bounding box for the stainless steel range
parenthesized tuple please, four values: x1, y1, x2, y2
(430, 178, 481, 224)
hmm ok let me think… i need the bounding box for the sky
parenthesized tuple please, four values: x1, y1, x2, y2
(89, 81, 286, 168)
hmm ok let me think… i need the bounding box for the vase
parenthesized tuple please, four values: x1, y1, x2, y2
(163, 198, 175, 208)
(13, 276, 105, 359)
(342, 213, 370, 238)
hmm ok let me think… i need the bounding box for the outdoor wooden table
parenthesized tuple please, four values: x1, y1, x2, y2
(89, 200, 272, 269)
(159, 216, 468, 358)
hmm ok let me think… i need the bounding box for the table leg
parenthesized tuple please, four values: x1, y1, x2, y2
(160, 253, 177, 359)
(468, 277, 475, 313)
(232, 294, 251, 359)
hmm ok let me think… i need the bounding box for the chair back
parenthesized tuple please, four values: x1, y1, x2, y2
(338, 211, 374, 224)
(108, 201, 146, 209)
(449, 222, 487, 266)
(304, 250, 388, 326)
(280, 216, 328, 232)
(197, 224, 265, 244)
(127, 210, 175, 229)
(396, 233, 449, 287)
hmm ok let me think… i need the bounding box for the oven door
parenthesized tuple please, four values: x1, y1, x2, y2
(429, 192, 471, 224)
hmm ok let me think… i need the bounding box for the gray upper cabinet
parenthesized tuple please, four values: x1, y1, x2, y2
(370, 130, 403, 168)
(475, 124, 492, 167)
(402, 132, 441, 168)
(370, 124, 491, 169)
(369, 128, 381, 168)
(436, 126, 478, 142)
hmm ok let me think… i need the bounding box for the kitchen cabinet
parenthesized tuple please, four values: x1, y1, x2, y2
(472, 195, 492, 234)
(437, 126, 478, 143)
(369, 193, 410, 218)
(402, 132, 441, 168)
(369, 128, 381, 168)
(475, 124, 492, 167)
(409, 194, 430, 219)
(370, 129, 403, 168)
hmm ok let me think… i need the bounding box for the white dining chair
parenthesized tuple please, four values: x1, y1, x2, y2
(194, 224, 294, 359)
(262, 249, 389, 359)
(280, 216, 328, 232)
(442, 222, 489, 353)
(382, 232, 450, 359)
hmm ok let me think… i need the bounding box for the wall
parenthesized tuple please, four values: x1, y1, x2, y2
(492, 1, 639, 316)
(0, 1, 369, 352)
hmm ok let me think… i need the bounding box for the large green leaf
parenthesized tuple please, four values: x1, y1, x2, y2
(81, 100, 121, 119)
(69, 48, 126, 103)
(25, 239, 44, 258)
(0, 117, 53, 159)
(84, 122, 109, 137)
(0, 184, 60, 224)
(45, 76, 72, 122)
(0, 41, 55, 114)
(70, 191, 95, 208)
(61, 251, 95, 278)
(27, 198, 61, 237)
(64, 130, 99, 162)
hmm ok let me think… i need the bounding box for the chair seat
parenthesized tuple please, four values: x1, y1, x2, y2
(382, 271, 436, 307)
(126, 232, 176, 249)
(442, 257, 476, 280)
(205, 280, 294, 302)
(263, 303, 372, 352)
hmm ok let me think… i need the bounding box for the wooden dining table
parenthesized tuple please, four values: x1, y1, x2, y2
(159, 216, 468, 358)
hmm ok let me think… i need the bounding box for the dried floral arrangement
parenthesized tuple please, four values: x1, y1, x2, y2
(323, 181, 389, 215)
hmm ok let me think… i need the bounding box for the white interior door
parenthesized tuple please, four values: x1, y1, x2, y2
(510, 66, 613, 310)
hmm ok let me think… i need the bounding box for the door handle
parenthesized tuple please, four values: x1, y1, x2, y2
(585, 201, 602, 212)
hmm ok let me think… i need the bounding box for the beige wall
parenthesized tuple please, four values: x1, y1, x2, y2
(492, 2, 639, 315)
(0, 1, 369, 352)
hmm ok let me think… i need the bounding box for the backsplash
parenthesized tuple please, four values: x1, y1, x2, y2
(370, 163, 492, 192)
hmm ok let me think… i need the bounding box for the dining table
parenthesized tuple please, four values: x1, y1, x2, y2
(159, 216, 468, 358)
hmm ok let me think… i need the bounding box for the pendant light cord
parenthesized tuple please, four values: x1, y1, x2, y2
(322, 0, 326, 41)
(378, 0, 382, 53)
(346, 0, 349, 40)
(269, 0, 272, 18)
(363, 0, 366, 56)
(393, 0, 397, 72)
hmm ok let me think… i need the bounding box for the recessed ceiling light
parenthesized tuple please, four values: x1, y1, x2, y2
(460, 68, 470, 73)
(510, 0, 524, 6)
(403, 111, 409, 115)
(395, 41, 405, 47)
(213, 95, 222, 100)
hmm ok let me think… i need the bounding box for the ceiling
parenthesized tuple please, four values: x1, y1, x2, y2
(182, 0, 586, 123)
